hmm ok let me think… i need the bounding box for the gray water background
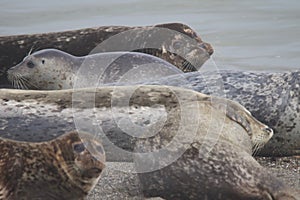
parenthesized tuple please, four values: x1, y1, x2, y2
(1, 0, 300, 71)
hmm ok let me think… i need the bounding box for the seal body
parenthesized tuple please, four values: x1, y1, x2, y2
(137, 141, 298, 200)
(7, 49, 185, 90)
(127, 87, 293, 199)
(0, 131, 105, 200)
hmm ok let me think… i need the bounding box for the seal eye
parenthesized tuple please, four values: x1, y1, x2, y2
(173, 41, 182, 50)
(27, 61, 35, 68)
(42, 60, 45, 64)
(73, 143, 85, 153)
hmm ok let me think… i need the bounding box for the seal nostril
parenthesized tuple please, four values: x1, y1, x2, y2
(199, 43, 206, 49)
(27, 61, 35, 68)
(264, 127, 273, 135)
(199, 42, 214, 55)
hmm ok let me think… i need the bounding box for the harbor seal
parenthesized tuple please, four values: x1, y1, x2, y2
(132, 70, 300, 157)
(0, 130, 105, 200)
(7, 49, 184, 90)
(0, 85, 272, 158)
(127, 88, 298, 199)
(0, 23, 213, 88)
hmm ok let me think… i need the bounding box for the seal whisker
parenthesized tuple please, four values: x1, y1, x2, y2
(19, 79, 28, 90)
(15, 79, 21, 89)
(252, 142, 262, 156)
(252, 143, 258, 156)
(14, 79, 18, 89)
(18, 75, 38, 90)
(15, 74, 25, 89)
(12, 73, 19, 88)
(17, 76, 25, 89)
(182, 60, 197, 72)
(27, 44, 36, 56)
(19, 76, 31, 90)
(12, 79, 16, 88)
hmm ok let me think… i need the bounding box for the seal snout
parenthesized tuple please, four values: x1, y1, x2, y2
(199, 42, 214, 56)
(264, 126, 274, 138)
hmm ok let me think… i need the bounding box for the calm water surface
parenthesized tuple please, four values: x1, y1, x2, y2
(1, 0, 300, 71)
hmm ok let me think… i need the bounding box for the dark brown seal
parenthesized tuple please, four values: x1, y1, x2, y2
(0, 131, 105, 200)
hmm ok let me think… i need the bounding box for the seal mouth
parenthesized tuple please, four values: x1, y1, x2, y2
(7, 70, 36, 90)
(252, 126, 273, 156)
(82, 167, 103, 179)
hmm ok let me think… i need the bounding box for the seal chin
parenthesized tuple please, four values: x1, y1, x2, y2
(82, 167, 103, 179)
(185, 47, 210, 70)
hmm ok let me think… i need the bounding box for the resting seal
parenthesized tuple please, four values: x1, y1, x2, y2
(7, 49, 185, 90)
(0, 23, 214, 88)
(126, 88, 298, 199)
(0, 130, 105, 200)
(133, 70, 300, 157)
(0, 85, 272, 158)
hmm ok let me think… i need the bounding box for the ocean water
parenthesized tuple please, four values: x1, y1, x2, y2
(1, 0, 300, 71)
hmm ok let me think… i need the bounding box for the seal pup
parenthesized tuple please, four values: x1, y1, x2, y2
(7, 49, 184, 90)
(0, 131, 105, 200)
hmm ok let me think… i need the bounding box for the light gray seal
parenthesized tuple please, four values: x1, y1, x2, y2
(0, 22, 214, 88)
(0, 130, 105, 200)
(7, 49, 186, 90)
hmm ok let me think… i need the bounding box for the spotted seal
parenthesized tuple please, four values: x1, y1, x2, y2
(130, 70, 300, 157)
(7, 49, 186, 90)
(0, 23, 214, 88)
(0, 130, 105, 200)
(128, 88, 297, 199)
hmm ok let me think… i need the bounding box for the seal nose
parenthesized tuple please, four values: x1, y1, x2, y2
(264, 127, 273, 137)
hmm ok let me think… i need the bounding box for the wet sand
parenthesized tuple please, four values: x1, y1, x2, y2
(87, 156, 299, 199)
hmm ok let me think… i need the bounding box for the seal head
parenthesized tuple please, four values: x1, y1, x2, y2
(0, 131, 105, 199)
(7, 49, 77, 90)
(220, 98, 274, 154)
